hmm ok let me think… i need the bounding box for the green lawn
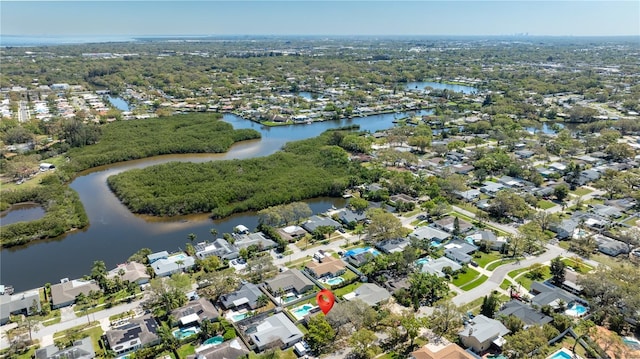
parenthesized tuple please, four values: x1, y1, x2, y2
(342, 268, 359, 281)
(500, 279, 513, 291)
(458, 275, 488, 291)
(486, 258, 517, 271)
(571, 187, 593, 196)
(177, 344, 196, 358)
(333, 281, 363, 298)
(561, 258, 594, 273)
(507, 267, 531, 279)
(53, 323, 103, 355)
(403, 209, 422, 218)
(513, 266, 551, 291)
(473, 251, 502, 268)
(537, 200, 556, 210)
(451, 268, 481, 287)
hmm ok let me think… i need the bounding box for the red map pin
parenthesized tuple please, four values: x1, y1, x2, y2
(316, 288, 335, 315)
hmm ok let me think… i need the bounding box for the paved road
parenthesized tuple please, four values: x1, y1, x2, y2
(17, 101, 29, 122)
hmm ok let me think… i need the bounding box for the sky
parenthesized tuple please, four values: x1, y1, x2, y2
(1, 1, 639, 37)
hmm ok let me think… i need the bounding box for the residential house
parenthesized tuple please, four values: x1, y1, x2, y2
(35, 337, 95, 359)
(498, 176, 525, 188)
(529, 282, 580, 310)
(50, 278, 100, 309)
(389, 193, 417, 205)
(266, 269, 315, 296)
(219, 283, 264, 310)
(466, 230, 505, 251)
(187, 338, 249, 359)
(444, 240, 478, 265)
(458, 314, 510, 353)
(107, 262, 150, 286)
(278, 225, 308, 242)
(434, 216, 473, 234)
(597, 237, 629, 257)
(420, 257, 462, 278)
(105, 314, 160, 356)
(451, 164, 475, 175)
(171, 298, 219, 326)
(455, 189, 481, 202)
(147, 251, 169, 264)
(496, 300, 552, 327)
(232, 231, 277, 251)
(247, 312, 304, 351)
(195, 239, 239, 260)
(410, 226, 451, 243)
(410, 342, 476, 359)
(605, 198, 636, 212)
(151, 252, 195, 277)
(480, 182, 505, 196)
(591, 204, 623, 219)
(343, 283, 391, 307)
(301, 215, 341, 233)
(515, 150, 535, 159)
(551, 219, 579, 239)
(0, 290, 41, 325)
(376, 238, 411, 254)
(337, 208, 367, 225)
(305, 256, 346, 279)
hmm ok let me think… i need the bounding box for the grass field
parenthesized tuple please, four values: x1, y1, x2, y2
(486, 258, 517, 271)
(451, 268, 481, 287)
(473, 251, 502, 268)
(537, 200, 556, 210)
(571, 187, 593, 196)
(458, 275, 488, 291)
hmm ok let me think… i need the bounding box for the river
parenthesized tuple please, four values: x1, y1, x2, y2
(1, 110, 431, 292)
(404, 81, 479, 94)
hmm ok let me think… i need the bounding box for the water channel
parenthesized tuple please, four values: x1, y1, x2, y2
(1, 110, 436, 292)
(0, 203, 46, 226)
(404, 81, 479, 94)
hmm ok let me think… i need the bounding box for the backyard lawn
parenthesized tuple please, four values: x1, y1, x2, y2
(561, 257, 594, 273)
(333, 282, 363, 298)
(513, 266, 551, 291)
(571, 187, 593, 196)
(177, 344, 196, 358)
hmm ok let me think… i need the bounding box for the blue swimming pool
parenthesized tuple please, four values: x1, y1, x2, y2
(344, 247, 380, 257)
(203, 335, 224, 346)
(324, 277, 345, 286)
(548, 349, 573, 359)
(623, 336, 640, 350)
(232, 313, 249, 322)
(291, 304, 316, 320)
(565, 302, 588, 317)
(415, 257, 431, 267)
(173, 326, 199, 339)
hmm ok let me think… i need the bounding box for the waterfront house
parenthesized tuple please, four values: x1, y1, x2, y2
(219, 283, 263, 310)
(107, 262, 150, 286)
(232, 231, 277, 251)
(343, 283, 391, 307)
(301, 215, 341, 233)
(105, 314, 160, 356)
(35, 337, 95, 359)
(247, 312, 304, 351)
(50, 278, 100, 309)
(265, 269, 315, 297)
(278, 225, 307, 242)
(195, 239, 239, 260)
(171, 297, 219, 326)
(147, 251, 169, 264)
(0, 289, 41, 325)
(337, 208, 367, 226)
(151, 252, 195, 277)
(458, 314, 510, 353)
(305, 256, 346, 279)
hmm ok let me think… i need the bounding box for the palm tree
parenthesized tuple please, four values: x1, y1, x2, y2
(187, 233, 197, 244)
(175, 260, 185, 272)
(256, 294, 269, 308)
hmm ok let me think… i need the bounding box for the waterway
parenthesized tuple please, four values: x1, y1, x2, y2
(404, 81, 479, 94)
(0, 203, 45, 226)
(107, 96, 130, 111)
(1, 110, 429, 291)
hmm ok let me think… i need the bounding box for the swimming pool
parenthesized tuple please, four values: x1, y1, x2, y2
(169, 253, 187, 260)
(291, 304, 316, 320)
(324, 277, 345, 286)
(415, 257, 431, 267)
(565, 302, 588, 317)
(430, 240, 442, 247)
(547, 348, 581, 359)
(231, 313, 249, 322)
(344, 247, 380, 257)
(623, 336, 640, 350)
(203, 335, 224, 346)
(172, 326, 200, 339)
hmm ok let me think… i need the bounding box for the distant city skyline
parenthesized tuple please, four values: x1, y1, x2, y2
(2, 1, 639, 37)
